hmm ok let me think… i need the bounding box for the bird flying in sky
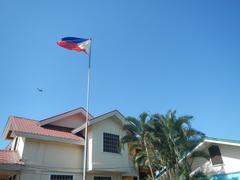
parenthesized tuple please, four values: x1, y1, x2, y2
(37, 88, 43, 92)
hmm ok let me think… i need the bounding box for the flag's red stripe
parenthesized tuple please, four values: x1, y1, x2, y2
(57, 41, 84, 52)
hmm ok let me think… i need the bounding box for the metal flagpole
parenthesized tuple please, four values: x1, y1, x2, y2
(83, 38, 91, 180)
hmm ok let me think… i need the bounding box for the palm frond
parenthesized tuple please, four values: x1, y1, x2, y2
(125, 116, 141, 129)
(139, 112, 149, 124)
(122, 124, 139, 135)
(121, 134, 139, 144)
(175, 116, 193, 129)
(190, 151, 210, 160)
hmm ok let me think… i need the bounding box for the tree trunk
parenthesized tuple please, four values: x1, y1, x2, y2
(143, 138, 155, 179)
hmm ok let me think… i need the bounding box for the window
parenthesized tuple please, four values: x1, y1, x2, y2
(103, 132, 120, 153)
(50, 175, 73, 180)
(208, 145, 223, 165)
(94, 176, 111, 180)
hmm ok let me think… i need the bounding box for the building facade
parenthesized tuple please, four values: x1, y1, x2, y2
(190, 137, 240, 179)
(0, 108, 138, 180)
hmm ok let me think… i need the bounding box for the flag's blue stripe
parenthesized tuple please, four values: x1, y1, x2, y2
(62, 37, 88, 43)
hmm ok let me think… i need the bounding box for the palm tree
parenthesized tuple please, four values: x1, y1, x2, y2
(150, 110, 206, 179)
(121, 112, 155, 179)
(121, 110, 208, 180)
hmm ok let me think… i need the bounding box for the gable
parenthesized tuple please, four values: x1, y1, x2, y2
(39, 107, 93, 129)
(71, 110, 125, 134)
(92, 116, 124, 133)
(190, 139, 240, 176)
(49, 113, 86, 129)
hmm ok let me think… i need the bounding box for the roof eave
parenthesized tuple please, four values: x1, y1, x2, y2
(205, 137, 240, 147)
(72, 123, 86, 134)
(14, 131, 84, 146)
(0, 164, 24, 171)
(39, 107, 93, 126)
(72, 110, 125, 134)
(2, 117, 13, 139)
(182, 136, 240, 161)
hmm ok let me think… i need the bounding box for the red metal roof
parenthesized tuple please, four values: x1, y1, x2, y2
(9, 116, 83, 142)
(0, 150, 22, 164)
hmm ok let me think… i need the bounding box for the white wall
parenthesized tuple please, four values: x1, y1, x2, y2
(88, 127, 93, 171)
(10, 136, 25, 158)
(17, 137, 25, 158)
(90, 117, 137, 176)
(191, 143, 240, 176)
(219, 144, 240, 173)
(20, 172, 82, 180)
(20, 173, 43, 180)
(22, 138, 83, 171)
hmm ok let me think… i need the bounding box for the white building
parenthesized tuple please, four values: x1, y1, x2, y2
(0, 108, 138, 180)
(190, 137, 240, 179)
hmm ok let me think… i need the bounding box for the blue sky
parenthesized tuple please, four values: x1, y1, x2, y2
(1, 0, 240, 148)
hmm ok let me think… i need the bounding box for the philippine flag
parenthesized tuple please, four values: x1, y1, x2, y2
(57, 37, 91, 55)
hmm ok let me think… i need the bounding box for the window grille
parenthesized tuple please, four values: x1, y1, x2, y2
(50, 175, 73, 180)
(103, 132, 120, 153)
(94, 176, 111, 180)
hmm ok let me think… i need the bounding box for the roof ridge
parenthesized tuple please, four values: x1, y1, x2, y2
(10, 116, 80, 135)
(90, 109, 124, 121)
(4, 115, 83, 144)
(10, 116, 38, 122)
(40, 107, 92, 122)
(71, 109, 125, 134)
(206, 136, 240, 144)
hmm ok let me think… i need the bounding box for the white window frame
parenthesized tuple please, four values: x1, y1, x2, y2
(49, 173, 75, 180)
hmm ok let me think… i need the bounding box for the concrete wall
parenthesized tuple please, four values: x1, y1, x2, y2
(191, 143, 240, 176)
(19, 171, 122, 180)
(23, 138, 83, 169)
(20, 172, 82, 180)
(20, 138, 83, 180)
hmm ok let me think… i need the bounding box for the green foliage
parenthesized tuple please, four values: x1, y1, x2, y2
(191, 171, 210, 180)
(121, 110, 208, 180)
(121, 112, 156, 179)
